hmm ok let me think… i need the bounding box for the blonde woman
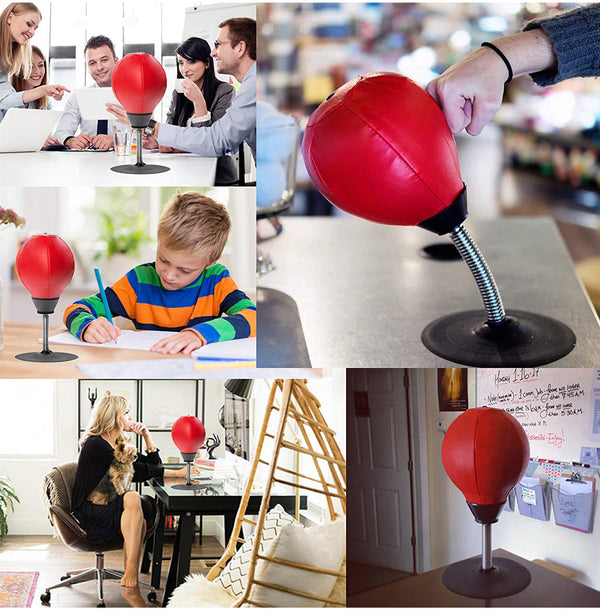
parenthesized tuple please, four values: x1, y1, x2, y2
(0, 2, 69, 121)
(72, 394, 197, 608)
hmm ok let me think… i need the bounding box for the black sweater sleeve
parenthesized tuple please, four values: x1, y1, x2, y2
(524, 4, 600, 86)
(132, 450, 164, 482)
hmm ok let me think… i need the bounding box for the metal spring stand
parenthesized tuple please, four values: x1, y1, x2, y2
(421, 223, 576, 366)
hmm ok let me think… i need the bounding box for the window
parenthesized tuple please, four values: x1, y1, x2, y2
(0, 380, 55, 457)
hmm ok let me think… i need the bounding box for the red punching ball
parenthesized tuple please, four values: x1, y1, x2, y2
(172, 416, 206, 459)
(112, 53, 166, 122)
(16, 234, 74, 301)
(302, 72, 466, 232)
(442, 407, 529, 511)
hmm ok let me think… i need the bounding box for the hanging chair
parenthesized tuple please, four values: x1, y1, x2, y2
(167, 378, 346, 607)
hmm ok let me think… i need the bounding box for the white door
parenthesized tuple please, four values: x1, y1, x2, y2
(347, 369, 415, 571)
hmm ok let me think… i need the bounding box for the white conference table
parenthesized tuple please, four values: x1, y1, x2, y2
(0, 150, 217, 186)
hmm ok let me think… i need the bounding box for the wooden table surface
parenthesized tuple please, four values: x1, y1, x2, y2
(0, 322, 185, 378)
(348, 548, 600, 607)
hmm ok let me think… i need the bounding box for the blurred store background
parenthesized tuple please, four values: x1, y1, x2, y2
(257, 2, 600, 313)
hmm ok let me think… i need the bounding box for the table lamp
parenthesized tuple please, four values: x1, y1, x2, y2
(171, 415, 206, 489)
(111, 53, 169, 175)
(302, 72, 576, 366)
(15, 234, 78, 362)
(441, 406, 531, 598)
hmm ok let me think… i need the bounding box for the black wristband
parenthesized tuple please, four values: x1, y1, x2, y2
(481, 42, 513, 84)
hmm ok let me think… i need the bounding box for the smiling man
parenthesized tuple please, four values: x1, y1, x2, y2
(107, 17, 257, 162)
(53, 35, 125, 150)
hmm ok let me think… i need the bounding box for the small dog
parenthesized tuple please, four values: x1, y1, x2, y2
(87, 440, 137, 505)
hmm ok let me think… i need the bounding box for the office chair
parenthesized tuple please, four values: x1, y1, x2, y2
(41, 462, 159, 607)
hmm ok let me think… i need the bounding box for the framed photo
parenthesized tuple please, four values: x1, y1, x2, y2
(437, 369, 469, 412)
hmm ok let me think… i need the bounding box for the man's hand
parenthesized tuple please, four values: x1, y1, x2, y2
(151, 330, 204, 355)
(66, 133, 93, 149)
(106, 103, 129, 125)
(427, 47, 506, 136)
(142, 134, 159, 150)
(82, 317, 122, 343)
(90, 134, 114, 150)
(43, 135, 60, 147)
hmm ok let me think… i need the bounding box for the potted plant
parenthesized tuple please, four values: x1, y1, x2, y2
(0, 475, 19, 540)
(94, 190, 152, 284)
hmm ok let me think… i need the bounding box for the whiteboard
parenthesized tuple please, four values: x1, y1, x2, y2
(476, 368, 600, 460)
(183, 3, 256, 82)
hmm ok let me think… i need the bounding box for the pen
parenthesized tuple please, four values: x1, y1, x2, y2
(94, 267, 117, 345)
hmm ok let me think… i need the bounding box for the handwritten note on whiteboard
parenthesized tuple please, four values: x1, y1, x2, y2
(476, 368, 595, 460)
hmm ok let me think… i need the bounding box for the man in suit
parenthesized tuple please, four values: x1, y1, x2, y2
(54, 35, 124, 150)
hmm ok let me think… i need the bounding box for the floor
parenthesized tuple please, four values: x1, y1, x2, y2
(346, 561, 411, 596)
(0, 534, 223, 608)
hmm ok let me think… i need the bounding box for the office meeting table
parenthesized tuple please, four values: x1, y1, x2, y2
(146, 476, 306, 607)
(0, 150, 217, 186)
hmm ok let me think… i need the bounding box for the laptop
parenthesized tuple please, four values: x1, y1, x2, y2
(0, 108, 62, 153)
(76, 87, 121, 120)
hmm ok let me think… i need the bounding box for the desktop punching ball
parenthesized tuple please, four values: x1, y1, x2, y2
(15, 234, 77, 362)
(441, 407, 531, 598)
(111, 53, 169, 175)
(171, 416, 206, 489)
(302, 72, 576, 366)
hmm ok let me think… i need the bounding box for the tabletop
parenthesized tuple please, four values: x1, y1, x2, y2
(0, 322, 189, 378)
(258, 216, 600, 368)
(348, 548, 600, 607)
(0, 150, 216, 186)
(148, 476, 307, 513)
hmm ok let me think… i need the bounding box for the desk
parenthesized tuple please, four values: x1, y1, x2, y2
(258, 217, 600, 367)
(0, 322, 187, 378)
(0, 151, 216, 186)
(147, 477, 306, 607)
(348, 549, 600, 607)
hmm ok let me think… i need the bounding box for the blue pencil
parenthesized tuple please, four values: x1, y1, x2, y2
(94, 267, 117, 344)
(193, 356, 252, 362)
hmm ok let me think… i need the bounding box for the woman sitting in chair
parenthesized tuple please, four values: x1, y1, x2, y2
(72, 394, 196, 608)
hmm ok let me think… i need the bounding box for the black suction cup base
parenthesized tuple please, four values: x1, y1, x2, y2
(442, 556, 531, 599)
(421, 309, 576, 367)
(171, 482, 205, 491)
(421, 242, 462, 261)
(111, 163, 170, 175)
(15, 350, 78, 363)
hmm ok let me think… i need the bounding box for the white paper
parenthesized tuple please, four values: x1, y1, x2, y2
(48, 331, 255, 360)
(49, 330, 176, 352)
(76, 87, 121, 120)
(522, 486, 537, 505)
(558, 476, 593, 496)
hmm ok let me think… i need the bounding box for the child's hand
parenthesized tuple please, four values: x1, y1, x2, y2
(82, 317, 122, 344)
(151, 331, 203, 355)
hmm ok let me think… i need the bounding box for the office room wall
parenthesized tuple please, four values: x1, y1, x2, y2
(3, 379, 228, 537)
(423, 369, 600, 590)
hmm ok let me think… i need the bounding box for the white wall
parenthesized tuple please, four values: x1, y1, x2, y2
(423, 369, 600, 589)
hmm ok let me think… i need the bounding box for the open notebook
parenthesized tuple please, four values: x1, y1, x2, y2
(47, 330, 256, 360)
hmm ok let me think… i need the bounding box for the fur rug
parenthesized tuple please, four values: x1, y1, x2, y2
(167, 574, 237, 608)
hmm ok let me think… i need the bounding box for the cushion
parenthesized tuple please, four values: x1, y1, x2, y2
(248, 518, 346, 607)
(167, 574, 236, 608)
(214, 504, 297, 597)
(325, 559, 346, 608)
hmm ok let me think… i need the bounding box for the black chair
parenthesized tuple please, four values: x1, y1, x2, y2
(41, 462, 159, 607)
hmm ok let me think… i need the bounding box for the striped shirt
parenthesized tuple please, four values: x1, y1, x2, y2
(64, 262, 256, 345)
